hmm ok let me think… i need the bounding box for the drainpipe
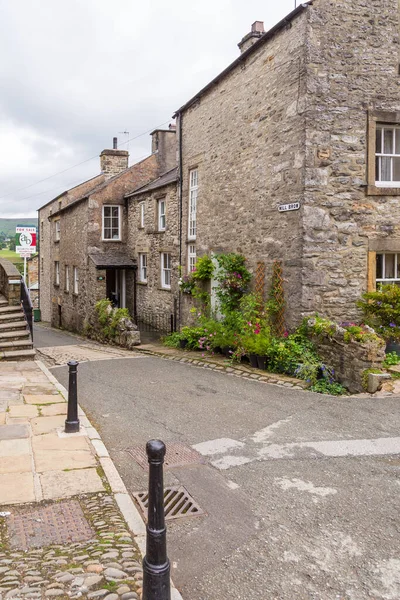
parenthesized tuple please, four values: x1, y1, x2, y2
(178, 111, 183, 329)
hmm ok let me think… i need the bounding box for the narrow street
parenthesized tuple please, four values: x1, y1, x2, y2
(34, 324, 400, 600)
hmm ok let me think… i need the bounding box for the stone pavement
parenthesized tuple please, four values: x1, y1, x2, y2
(0, 360, 182, 600)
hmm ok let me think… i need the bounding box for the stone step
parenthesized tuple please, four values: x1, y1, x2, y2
(0, 330, 31, 341)
(1, 349, 36, 361)
(0, 321, 28, 332)
(0, 300, 8, 308)
(0, 305, 22, 314)
(0, 340, 34, 352)
(0, 312, 25, 323)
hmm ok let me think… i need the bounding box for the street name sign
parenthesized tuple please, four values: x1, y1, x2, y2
(278, 202, 301, 213)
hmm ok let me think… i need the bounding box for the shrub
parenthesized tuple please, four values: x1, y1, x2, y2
(214, 253, 251, 314)
(357, 284, 400, 340)
(93, 299, 132, 342)
(162, 332, 183, 348)
(310, 380, 347, 395)
(383, 351, 400, 367)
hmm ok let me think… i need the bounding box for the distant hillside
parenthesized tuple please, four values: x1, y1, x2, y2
(0, 218, 38, 238)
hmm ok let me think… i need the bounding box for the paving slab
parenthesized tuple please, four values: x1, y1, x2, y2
(0, 438, 30, 456)
(22, 384, 59, 395)
(32, 432, 91, 452)
(40, 468, 104, 499)
(0, 412, 5, 425)
(0, 390, 20, 402)
(0, 454, 31, 474)
(24, 393, 64, 405)
(41, 403, 67, 416)
(34, 448, 96, 472)
(0, 472, 35, 504)
(31, 415, 70, 435)
(8, 405, 39, 418)
(0, 423, 29, 440)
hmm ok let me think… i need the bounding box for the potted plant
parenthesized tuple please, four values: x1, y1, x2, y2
(253, 334, 272, 370)
(357, 284, 400, 354)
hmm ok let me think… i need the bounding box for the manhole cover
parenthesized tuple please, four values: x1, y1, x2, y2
(7, 499, 94, 550)
(127, 442, 205, 470)
(132, 486, 205, 522)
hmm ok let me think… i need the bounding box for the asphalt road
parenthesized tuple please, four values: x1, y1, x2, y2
(34, 325, 400, 600)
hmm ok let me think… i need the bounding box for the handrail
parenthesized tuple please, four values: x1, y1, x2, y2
(20, 277, 33, 341)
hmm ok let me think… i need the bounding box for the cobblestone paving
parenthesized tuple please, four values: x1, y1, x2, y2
(0, 494, 143, 600)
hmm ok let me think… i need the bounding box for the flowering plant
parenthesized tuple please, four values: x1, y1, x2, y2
(357, 284, 400, 340)
(178, 274, 195, 294)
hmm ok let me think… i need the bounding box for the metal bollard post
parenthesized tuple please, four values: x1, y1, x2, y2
(65, 360, 80, 433)
(142, 440, 171, 600)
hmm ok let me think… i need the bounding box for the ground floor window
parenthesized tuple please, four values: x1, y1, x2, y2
(55, 261, 60, 286)
(188, 244, 196, 273)
(161, 253, 171, 289)
(73, 267, 79, 294)
(65, 266, 69, 292)
(139, 253, 147, 283)
(376, 253, 400, 286)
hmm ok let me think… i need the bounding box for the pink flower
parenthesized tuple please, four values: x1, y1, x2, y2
(202, 353, 205, 357)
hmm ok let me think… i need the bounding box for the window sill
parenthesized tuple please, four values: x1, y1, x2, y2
(54, 239, 60, 244)
(367, 185, 400, 196)
(72, 292, 79, 297)
(159, 287, 171, 292)
(101, 239, 122, 242)
(137, 281, 148, 286)
(54, 284, 60, 288)
(64, 290, 69, 294)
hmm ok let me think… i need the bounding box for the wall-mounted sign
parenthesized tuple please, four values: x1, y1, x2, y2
(16, 226, 36, 255)
(278, 202, 301, 213)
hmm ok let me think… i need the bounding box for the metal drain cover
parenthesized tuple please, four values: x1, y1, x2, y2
(132, 486, 205, 522)
(7, 499, 94, 550)
(127, 442, 206, 470)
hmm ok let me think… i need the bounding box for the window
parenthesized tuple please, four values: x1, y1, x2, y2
(102, 205, 121, 240)
(139, 253, 147, 283)
(188, 169, 198, 239)
(161, 253, 171, 289)
(376, 253, 400, 286)
(158, 199, 166, 231)
(73, 267, 78, 294)
(188, 244, 196, 273)
(65, 266, 69, 292)
(376, 125, 400, 186)
(55, 261, 60, 286)
(55, 220, 60, 241)
(139, 202, 145, 228)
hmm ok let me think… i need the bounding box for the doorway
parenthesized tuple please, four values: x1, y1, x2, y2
(106, 269, 126, 308)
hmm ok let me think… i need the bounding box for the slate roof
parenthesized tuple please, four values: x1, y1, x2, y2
(125, 167, 178, 198)
(89, 253, 137, 269)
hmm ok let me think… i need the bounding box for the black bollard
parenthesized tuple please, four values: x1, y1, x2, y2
(65, 360, 80, 433)
(142, 440, 171, 600)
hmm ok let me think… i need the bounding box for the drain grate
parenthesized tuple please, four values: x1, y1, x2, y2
(7, 500, 94, 550)
(132, 486, 205, 522)
(127, 442, 205, 470)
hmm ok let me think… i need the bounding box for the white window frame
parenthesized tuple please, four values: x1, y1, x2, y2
(139, 202, 145, 229)
(55, 220, 60, 241)
(161, 253, 171, 289)
(376, 252, 400, 285)
(65, 265, 69, 292)
(102, 205, 121, 241)
(139, 253, 148, 283)
(55, 261, 60, 286)
(73, 267, 79, 294)
(158, 199, 166, 231)
(375, 125, 400, 187)
(188, 244, 196, 273)
(188, 169, 198, 240)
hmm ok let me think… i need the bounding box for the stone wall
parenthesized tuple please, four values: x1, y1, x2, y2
(311, 328, 386, 394)
(178, 10, 308, 327)
(0, 259, 21, 306)
(126, 181, 179, 324)
(301, 0, 400, 321)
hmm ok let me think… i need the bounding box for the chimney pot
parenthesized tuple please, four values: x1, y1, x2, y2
(238, 20, 265, 54)
(113, 137, 118, 149)
(251, 21, 264, 34)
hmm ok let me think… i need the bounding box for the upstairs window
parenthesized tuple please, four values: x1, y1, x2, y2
(103, 205, 121, 240)
(188, 244, 196, 273)
(139, 253, 147, 283)
(73, 267, 79, 294)
(55, 220, 60, 241)
(65, 265, 69, 292)
(188, 169, 198, 239)
(376, 125, 400, 186)
(161, 253, 171, 289)
(55, 261, 60, 286)
(158, 199, 166, 231)
(139, 202, 145, 229)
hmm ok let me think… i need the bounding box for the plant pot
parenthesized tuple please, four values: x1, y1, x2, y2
(221, 346, 234, 357)
(179, 339, 188, 349)
(249, 354, 259, 368)
(257, 355, 268, 370)
(386, 338, 400, 356)
(213, 346, 222, 355)
(240, 354, 249, 364)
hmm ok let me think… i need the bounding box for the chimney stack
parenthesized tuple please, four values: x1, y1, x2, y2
(100, 138, 129, 180)
(238, 21, 265, 54)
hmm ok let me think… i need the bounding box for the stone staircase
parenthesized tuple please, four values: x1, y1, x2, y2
(0, 294, 35, 361)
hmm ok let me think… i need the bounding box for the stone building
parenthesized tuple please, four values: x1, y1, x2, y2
(38, 130, 176, 331)
(173, 0, 400, 326)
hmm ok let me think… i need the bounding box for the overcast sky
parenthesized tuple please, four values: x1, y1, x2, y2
(0, 0, 300, 218)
